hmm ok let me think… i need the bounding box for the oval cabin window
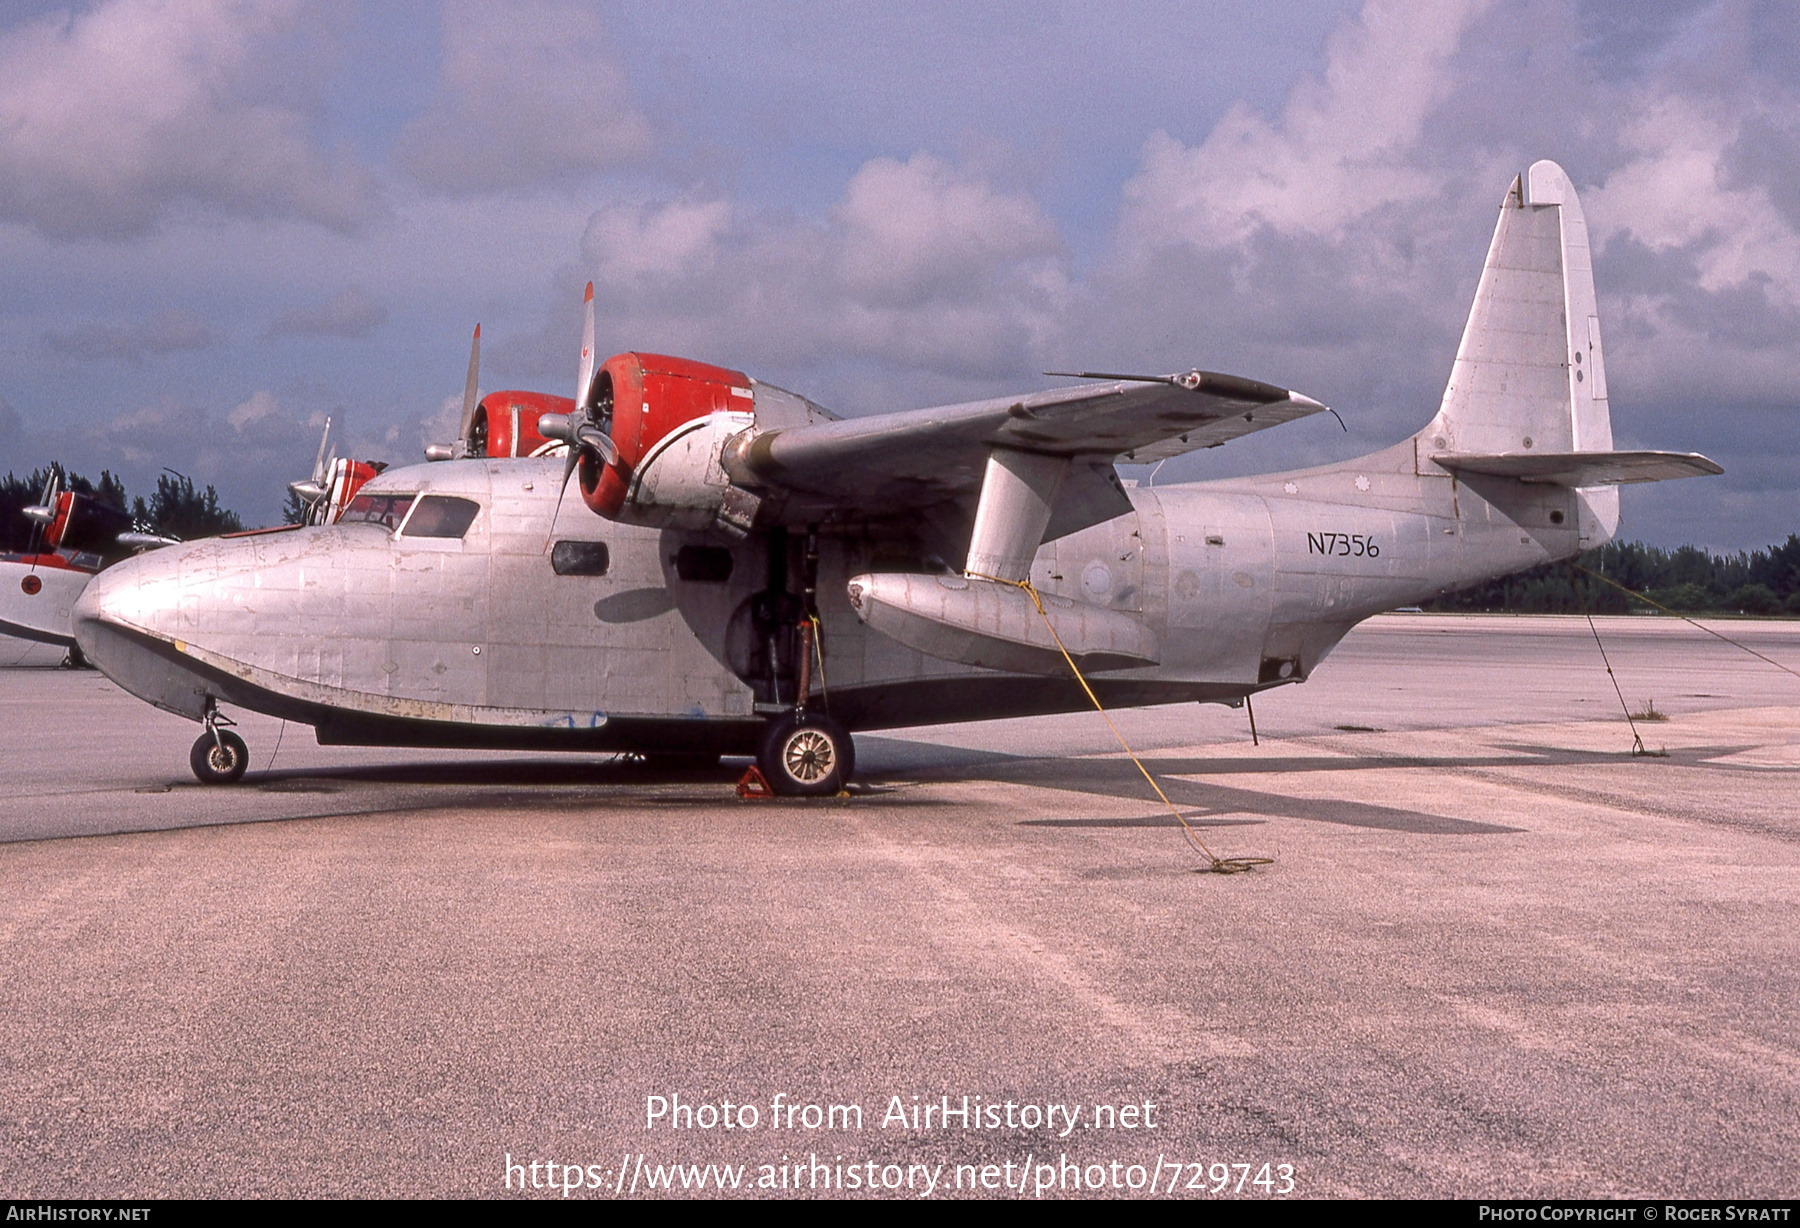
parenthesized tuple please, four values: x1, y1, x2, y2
(551, 541, 610, 576)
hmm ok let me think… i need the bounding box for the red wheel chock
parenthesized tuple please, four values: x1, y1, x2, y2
(736, 765, 776, 800)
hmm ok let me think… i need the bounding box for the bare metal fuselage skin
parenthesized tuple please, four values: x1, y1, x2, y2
(72, 439, 1591, 754)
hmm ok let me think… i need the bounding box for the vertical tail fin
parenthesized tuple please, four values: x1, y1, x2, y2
(1424, 160, 1618, 540)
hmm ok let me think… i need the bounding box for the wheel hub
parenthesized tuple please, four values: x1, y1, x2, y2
(783, 729, 835, 783)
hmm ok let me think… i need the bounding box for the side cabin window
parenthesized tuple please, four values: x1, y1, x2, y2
(551, 540, 610, 576)
(341, 493, 414, 529)
(400, 495, 481, 539)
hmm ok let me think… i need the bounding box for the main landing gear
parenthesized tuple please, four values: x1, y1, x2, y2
(743, 526, 856, 796)
(189, 701, 248, 785)
(756, 711, 854, 797)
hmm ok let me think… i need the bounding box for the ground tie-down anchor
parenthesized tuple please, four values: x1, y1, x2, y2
(1568, 564, 1668, 758)
(967, 570, 1274, 875)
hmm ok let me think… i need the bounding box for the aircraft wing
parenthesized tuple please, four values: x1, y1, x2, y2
(731, 372, 1327, 531)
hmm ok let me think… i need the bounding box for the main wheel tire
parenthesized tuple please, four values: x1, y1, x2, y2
(190, 730, 249, 785)
(757, 714, 853, 797)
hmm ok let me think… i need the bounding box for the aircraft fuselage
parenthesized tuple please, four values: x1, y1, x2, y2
(72, 438, 1591, 755)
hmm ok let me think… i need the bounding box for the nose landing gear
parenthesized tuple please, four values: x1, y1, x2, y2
(189, 701, 248, 785)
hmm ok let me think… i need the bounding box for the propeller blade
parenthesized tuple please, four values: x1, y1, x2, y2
(319, 448, 340, 524)
(536, 408, 614, 548)
(457, 324, 481, 449)
(310, 416, 333, 487)
(27, 469, 57, 554)
(576, 282, 596, 411)
(545, 441, 582, 549)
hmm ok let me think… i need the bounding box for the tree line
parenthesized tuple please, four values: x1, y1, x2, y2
(1, 465, 242, 552)
(1423, 538, 1800, 616)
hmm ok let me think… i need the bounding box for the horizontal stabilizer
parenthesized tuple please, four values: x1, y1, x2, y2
(1431, 450, 1722, 486)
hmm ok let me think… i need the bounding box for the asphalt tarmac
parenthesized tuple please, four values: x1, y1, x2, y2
(2, 614, 1797, 1199)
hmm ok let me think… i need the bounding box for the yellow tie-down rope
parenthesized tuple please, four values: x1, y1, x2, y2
(969, 571, 1272, 875)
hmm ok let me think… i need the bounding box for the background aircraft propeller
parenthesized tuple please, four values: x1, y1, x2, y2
(286, 417, 334, 523)
(22, 467, 59, 553)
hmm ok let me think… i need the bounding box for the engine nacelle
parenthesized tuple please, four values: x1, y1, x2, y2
(471, 390, 571, 459)
(577, 352, 755, 526)
(45, 491, 132, 557)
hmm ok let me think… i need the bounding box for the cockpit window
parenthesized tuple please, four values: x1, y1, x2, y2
(401, 495, 480, 539)
(341, 493, 414, 528)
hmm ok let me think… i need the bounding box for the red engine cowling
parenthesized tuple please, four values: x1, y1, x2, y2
(578, 352, 752, 518)
(46, 491, 131, 555)
(324, 459, 386, 523)
(474, 390, 573, 459)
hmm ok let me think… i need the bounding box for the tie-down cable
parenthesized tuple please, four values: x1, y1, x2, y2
(969, 570, 1273, 874)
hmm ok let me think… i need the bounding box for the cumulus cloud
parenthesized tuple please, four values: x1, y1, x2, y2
(1582, 69, 1800, 405)
(1077, 0, 1800, 482)
(264, 287, 389, 340)
(100, 394, 204, 466)
(0, 0, 379, 240)
(226, 390, 280, 431)
(832, 154, 1061, 309)
(44, 309, 219, 363)
(573, 152, 1066, 385)
(1116, 0, 1493, 251)
(396, 0, 653, 194)
(80, 387, 330, 518)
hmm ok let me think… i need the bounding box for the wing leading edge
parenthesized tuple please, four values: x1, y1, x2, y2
(724, 372, 1326, 536)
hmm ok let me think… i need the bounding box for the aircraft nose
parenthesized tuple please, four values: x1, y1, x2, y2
(74, 544, 187, 639)
(73, 542, 223, 722)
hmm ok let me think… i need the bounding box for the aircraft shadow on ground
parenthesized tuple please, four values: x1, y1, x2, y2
(169, 736, 1762, 841)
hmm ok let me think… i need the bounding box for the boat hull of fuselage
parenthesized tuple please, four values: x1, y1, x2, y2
(72, 451, 1593, 749)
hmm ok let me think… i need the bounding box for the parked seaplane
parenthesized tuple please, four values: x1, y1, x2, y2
(74, 163, 1720, 792)
(0, 469, 174, 660)
(3, 417, 393, 657)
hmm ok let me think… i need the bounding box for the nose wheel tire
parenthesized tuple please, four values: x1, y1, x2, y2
(190, 730, 249, 785)
(757, 714, 853, 797)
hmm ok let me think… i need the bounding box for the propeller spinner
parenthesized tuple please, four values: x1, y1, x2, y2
(22, 468, 60, 553)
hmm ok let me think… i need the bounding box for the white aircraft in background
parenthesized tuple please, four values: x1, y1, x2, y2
(1, 470, 173, 660)
(73, 162, 1718, 792)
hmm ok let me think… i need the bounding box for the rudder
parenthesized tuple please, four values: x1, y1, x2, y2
(1423, 160, 1619, 540)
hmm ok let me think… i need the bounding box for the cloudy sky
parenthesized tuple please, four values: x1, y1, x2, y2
(0, 0, 1794, 548)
